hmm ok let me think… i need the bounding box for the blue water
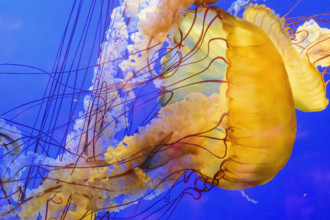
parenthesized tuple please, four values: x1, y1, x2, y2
(0, 0, 329, 219)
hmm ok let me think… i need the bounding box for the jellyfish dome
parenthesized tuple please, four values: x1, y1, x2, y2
(0, 0, 329, 219)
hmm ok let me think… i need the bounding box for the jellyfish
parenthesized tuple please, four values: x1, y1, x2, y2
(0, 0, 329, 219)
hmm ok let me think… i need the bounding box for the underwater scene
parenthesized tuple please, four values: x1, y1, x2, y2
(0, 0, 329, 219)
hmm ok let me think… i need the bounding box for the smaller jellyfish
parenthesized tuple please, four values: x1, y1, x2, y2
(243, 5, 329, 111)
(0, 0, 329, 219)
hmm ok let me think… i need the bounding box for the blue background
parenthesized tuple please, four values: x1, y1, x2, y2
(0, 0, 329, 219)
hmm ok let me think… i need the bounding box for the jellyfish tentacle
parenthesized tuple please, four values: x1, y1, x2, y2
(105, 92, 226, 173)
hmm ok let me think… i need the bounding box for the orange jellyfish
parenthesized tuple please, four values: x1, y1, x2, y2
(0, 0, 329, 219)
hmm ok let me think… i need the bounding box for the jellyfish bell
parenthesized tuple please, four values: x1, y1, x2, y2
(194, 0, 219, 6)
(113, 5, 297, 191)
